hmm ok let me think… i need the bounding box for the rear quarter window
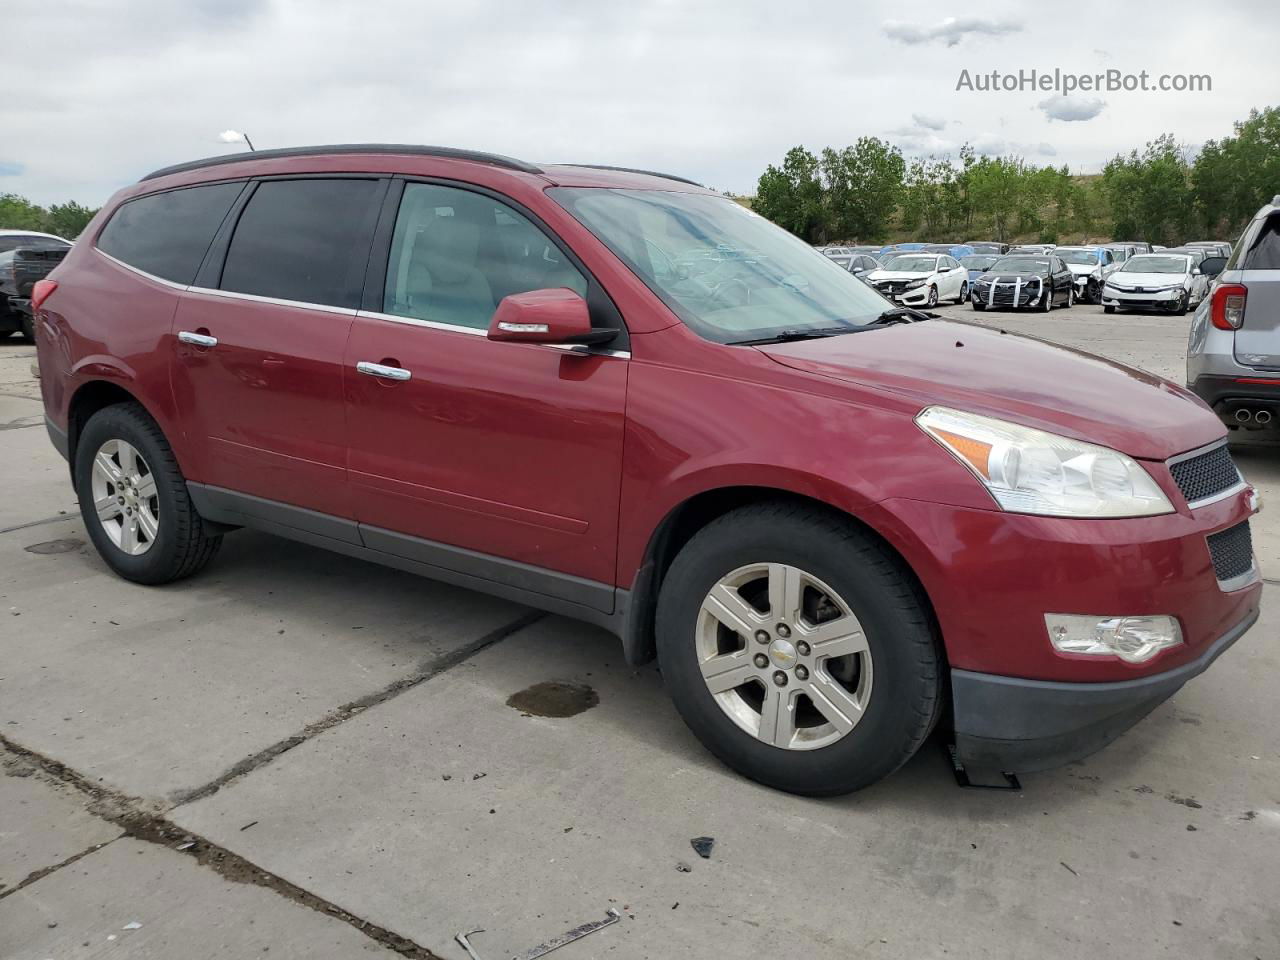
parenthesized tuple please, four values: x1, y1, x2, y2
(97, 182, 243, 284)
(1241, 214, 1280, 270)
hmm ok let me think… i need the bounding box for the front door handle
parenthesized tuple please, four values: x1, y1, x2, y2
(178, 331, 218, 348)
(356, 361, 412, 382)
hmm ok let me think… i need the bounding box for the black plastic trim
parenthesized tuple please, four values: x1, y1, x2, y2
(142, 144, 543, 182)
(186, 482, 623, 630)
(45, 415, 69, 462)
(951, 608, 1258, 772)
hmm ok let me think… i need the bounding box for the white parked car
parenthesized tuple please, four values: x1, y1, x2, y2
(1054, 246, 1119, 304)
(865, 253, 968, 307)
(1101, 252, 1209, 315)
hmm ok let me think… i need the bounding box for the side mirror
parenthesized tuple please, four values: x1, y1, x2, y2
(487, 288, 617, 347)
(1199, 256, 1227, 279)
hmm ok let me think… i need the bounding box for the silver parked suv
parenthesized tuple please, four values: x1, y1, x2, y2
(1187, 195, 1280, 442)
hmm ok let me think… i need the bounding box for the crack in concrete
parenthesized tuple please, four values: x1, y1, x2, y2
(0, 738, 443, 958)
(0, 513, 77, 535)
(170, 609, 545, 806)
(0, 608, 545, 958)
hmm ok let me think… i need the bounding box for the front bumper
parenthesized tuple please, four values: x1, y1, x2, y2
(1102, 287, 1184, 310)
(874, 284, 930, 305)
(952, 609, 1257, 771)
(971, 284, 1045, 309)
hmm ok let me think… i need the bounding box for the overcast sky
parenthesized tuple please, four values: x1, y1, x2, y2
(2, 0, 1273, 206)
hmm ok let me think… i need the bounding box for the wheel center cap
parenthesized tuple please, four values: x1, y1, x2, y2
(768, 637, 798, 670)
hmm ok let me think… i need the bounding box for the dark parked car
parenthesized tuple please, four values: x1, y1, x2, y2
(971, 253, 1075, 311)
(33, 144, 1260, 796)
(0, 231, 72, 341)
(966, 241, 1010, 255)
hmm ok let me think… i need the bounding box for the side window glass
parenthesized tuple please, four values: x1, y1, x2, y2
(221, 179, 381, 310)
(97, 182, 242, 284)
(1242, 215, 1280, 270)
(383, 182, 587, 329)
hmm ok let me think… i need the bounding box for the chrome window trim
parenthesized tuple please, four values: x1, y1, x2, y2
(1166, 439, 1246, 509)
(94, 248, 190, 291)
(356, 309, 630, 358)
(186, 285, 359, 316)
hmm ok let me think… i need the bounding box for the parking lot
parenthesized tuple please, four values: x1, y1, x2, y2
(2, 301, 1277, 960)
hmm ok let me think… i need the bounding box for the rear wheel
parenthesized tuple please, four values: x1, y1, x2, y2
(75, 403, 222, 585)
(655, 502, 943, 796)
(954, 282, 968, 305)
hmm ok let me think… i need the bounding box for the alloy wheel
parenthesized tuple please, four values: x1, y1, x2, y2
(695, 562, 873, 751)
(90, 439, 160, 556)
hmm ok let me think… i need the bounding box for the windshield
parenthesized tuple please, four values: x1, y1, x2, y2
(550, 188, 893, 343)
(1056, 249, 1099, 265)
(1121, 255, 1189, 274)
(990, 256, 1050, 273)
(880, 254, 938, 272)
(960, 255, 998, 270)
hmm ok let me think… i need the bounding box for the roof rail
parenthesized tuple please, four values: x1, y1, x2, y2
(141, 144, 543, 182)
(558, 164, 703, 188)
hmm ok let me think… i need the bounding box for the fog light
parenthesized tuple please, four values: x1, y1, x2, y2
(1044, 614, 1183, 663)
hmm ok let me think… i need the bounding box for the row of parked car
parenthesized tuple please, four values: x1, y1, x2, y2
(819, 238, 1234, 315)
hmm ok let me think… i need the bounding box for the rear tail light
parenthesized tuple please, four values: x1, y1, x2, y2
(30, 279, 58, 311)
(1210, 283, 1247, 330)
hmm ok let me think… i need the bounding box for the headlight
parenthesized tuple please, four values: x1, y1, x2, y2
(904, 279, 926, 290)
(916, 406, 1173, 518)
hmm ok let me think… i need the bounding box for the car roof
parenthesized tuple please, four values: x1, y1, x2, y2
(138, 144, 711, 194)
(0, 229, 68, 240)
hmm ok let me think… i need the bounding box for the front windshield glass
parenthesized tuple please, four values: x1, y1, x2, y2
(960, 255, 998, 270)
(880, 254, 938, 272)
(991, 256, 1050, 273)
(1057, 249, 1099, 265)
(550, 188, 894, 344)
(1121, 255, 1189, 274)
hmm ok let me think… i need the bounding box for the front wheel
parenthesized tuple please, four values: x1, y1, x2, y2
(75, 402, 222, 585)
(1104, 304, 1116, 314)
(1040, 286, 1053, 312)
(655, 502, 943, 796)
(926, 285, 938, 308)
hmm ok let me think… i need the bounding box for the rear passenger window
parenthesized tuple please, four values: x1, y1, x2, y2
(221, 179, 380, 309)
(97, 182, 242, 284)
(383, 182, 587, 329)
(1243, 215, 1280, 270)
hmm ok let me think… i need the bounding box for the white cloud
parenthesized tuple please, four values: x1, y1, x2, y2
(1038, 95, 1107, 122)
(911, 113, 947, 131)
(884, 16, 1022, 47)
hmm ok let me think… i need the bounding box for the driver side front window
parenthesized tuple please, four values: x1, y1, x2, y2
(383, 183, 587, 330)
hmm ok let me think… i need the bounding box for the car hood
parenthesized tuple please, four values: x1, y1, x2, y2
(1064, 263, 1099, 276)
(1110, 271, 1188, 286)
(757, 320, 1221, 459)
(867, 270, 930, 281)
(975, 271, 1046, 282)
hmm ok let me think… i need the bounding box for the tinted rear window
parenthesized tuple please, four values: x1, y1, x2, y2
(97, 183, 242, 284)
(219, 179, 380, 309)
(1243, 214, 1280, 270)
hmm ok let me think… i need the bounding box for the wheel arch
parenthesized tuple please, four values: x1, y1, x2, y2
(66, 379, 156, 474)
(619, 485, 941, 668)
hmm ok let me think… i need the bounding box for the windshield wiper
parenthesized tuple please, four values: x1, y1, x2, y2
(868, 307, 936, 325)
(734, 326, 862, 346)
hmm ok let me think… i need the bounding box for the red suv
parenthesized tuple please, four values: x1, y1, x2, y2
(34, 145, 1261, 795)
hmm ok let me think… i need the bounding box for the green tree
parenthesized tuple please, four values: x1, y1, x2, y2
(753, 146, 824, 241)
(0, 193, 49, 231)
(1193, 107, 1280, 237)
(45, 201, 97, 239)
(818, 137, 904, 242)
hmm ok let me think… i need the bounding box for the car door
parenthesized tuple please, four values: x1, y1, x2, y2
(171, 176, 386, 520)
(343, 180, 629, 612)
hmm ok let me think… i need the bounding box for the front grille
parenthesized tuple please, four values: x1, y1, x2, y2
(1206, 520, 1254, 583)
(1169, 443, 1241, 505)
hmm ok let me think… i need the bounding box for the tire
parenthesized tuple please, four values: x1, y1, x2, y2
(972, 301, 986, 311)
(1066, 285, 1074, 308)
(954, 282, 968, 305)
(926, 285, 938, 308)
(1040, 285, 1053, 312)
(75, 402, 222, 585)
(655, 502, 943, 796)
(1177, 291, 1189, 315)
(1104, 305, 1116, 314)
(18, 314, 35, 344)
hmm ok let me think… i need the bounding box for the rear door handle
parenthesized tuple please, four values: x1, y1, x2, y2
(356, 361, 412, 382)
(178, 331, 218, 348)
